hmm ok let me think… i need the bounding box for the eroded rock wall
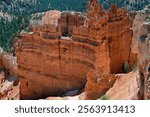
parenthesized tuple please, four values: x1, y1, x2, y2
(16, 10, 94, 99)
(137, 6, 150, 99)
(59, 12, 85, 36)
(83, 1, 134, 99)
(16, 33, 96, 99)
(15, 0, 136, 100)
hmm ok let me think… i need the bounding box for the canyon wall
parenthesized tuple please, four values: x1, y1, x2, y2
(83, 1, 135, 99)
(14, 0, 136, 100)
(16, 11, 91, 99)
(0, 0, 148, 100)
(137, 5, 150, 99)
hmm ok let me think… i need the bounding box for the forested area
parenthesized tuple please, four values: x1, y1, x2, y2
(0, 0, 149, 52)
(36, 0, 150, 12)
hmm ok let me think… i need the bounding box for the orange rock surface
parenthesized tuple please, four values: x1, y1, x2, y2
(16, 10, 89, 99)
(13, 0, 137, 100)
(82, 0, 135, 99)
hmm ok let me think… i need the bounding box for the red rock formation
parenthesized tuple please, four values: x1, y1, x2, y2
(16, 10, 90, 99)
(82, 1, 134, 99)
(85, 71, 117, 100)
(74, 1, 133, 74)
(14, 0, 136, 100)
(16, 34, 94, 99)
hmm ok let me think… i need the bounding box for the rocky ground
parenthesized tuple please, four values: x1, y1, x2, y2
(106, 71, 141, 100)
(0, 72, 19, 100)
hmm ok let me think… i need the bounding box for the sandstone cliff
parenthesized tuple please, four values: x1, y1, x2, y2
(83, 1, 135, 99)
(1, 0, 146, 100)
(16, 10, 88, 99)
(14, 0, 136, 100)
(137, 5, 150, 99)
(103, 7, 150, 100)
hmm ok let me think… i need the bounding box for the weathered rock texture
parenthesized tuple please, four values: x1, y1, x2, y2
(16, 11, 88, 99)
(106, 71, 141, 100)
(137, 5, 150, 99)
(15, 0, 136, 100)
(0, 74, 19, 100)
(0, 48, 18, 75)
(84, 0, 135, 99)
(0, 48, 19, 100)
(85, 72, 117, 100)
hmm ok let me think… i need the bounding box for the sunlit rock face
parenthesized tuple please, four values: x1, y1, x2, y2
(16, 10, 88, 99)
(106, 71, 141, 100)
(15, 0, 136, 100)
(1, 0, 150, 101)
(83, 0, 135, 100)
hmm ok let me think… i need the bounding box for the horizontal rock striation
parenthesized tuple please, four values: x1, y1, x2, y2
(84, 0, 135, 99)
(16, 10, 94, 99)
(16, 33, 95, 99)
(15, 0, 136, 100)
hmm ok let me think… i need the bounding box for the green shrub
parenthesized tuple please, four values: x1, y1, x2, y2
(100, 95, 109, 100)
(133, 62, 137, 72)
(124, 61, 130, 73)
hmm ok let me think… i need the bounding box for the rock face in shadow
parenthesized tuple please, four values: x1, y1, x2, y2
(0, 49, 17, 76)
(59, 11, 85, 36)
(137, 5, 150, 99)
(14, 0, 136, 100)
(105, 8, 150, 99)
